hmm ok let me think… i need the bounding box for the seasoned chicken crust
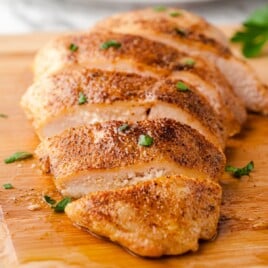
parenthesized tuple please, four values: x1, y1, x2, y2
(95, 8, 230, 56)
(21, 68, 226, 148)
(97, 7, 268, 114)
(35, 119, 225, 198)
(33, 30, 246, 134)
(66, 175, 222, 257)
(20, 6, 266, 258)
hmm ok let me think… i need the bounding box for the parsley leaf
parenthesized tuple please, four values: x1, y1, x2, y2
(154, 6, 166, 12)
(231, 5, 268, 58)
(44, 195, 56, 205)
(225, 161, 254, 178)
(69, 43, 78, 52)
(78, 92, 87, 105)
(175, 28, 187, 37)
(245, 5, 268, 27)
(138, 134, 153, 147)
(182, 58, 196, 67)
(3, 183, 13, 189)
(100, 40, 121, 50)
(118, 124, 129, 133)
(176, 81, 189, 91)
(4, 152, 33, 164)
(53, 197, 71, 213)
(170, 12, 181, 17)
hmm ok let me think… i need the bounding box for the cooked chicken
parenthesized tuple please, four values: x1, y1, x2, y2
(65, 175, 222, 257)
(33, 30, 246, 136)
(95, 8, 230, 61)
(35, 119, 225, 199)
(96, 7, 268, 114)
(21, 68, 226, 148)
(21, 7, 259, 258)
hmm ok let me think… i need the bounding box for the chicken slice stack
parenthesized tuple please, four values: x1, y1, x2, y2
(21, 7, 268, 257)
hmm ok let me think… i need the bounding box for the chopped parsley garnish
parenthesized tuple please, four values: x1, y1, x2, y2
(231, 5, 268, 58)
(3, 183, 13, 189)
(138, 134, 154, 147)
(225, 161, 254, 178)
(182, 58, 196, 67)
(69, 43, 78, 52)
(100, 40, 121, 50)
(44, 195, 56, 205)
(176, 81, 189, 91)
(0, 113, 8, 118)
(170, 12, 181, 17)
(4, 152, 33, 164)
(53, 197, 71, 213)
(175, 28, 187, 36)
(118, 124, 129, 132)
(153, 6, 166, 12)
(78, 92, 87, 105)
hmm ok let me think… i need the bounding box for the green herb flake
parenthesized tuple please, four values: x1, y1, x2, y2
(100, 40, 121, 50)
(3, 183, 13, 189)
(176, 81, 189, 92)
(138, 134, 154, 147)
(69, 43, 78, 52)
(44, 195, 56, 205)
(153, 6, 166, 12)
(170, 12, 181, 17)
(118, 124, 129, 133)
(182, 58, 196, 67)
(175, 28, 187, 36)
(78, 92, 87, 105)
(53, 197, 71, 213)
(4, 152, 33, 164)
(231, 5, 268, 58)
(0, 113, 8, 118)
(225, 161, 254, 178)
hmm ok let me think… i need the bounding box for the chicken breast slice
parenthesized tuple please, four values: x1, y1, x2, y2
(33, 31, 246, 136)
(95, 7, 229, 57)
(35, 119, 225, 199)
(65, 175, 222, 257)
(21, 68, 226, 149)
(96, 7, 268, 114)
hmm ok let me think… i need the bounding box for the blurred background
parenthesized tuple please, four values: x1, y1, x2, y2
(0, 0, 267, 34)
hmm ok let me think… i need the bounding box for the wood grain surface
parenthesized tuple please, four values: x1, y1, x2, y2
(0, 28, 268, 268)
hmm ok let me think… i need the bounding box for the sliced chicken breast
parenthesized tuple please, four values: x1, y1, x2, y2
(20, 7, 252, 258)
(95, 7, 230, 56)
(65, 175, 222, 257)
(21, 68, 226, 148)
(96, 7, 268, 114)
(33, 31, 246, 136)
(35, 119, 225, 199)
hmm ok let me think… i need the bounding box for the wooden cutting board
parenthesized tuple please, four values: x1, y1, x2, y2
(0, 27, 268, 268)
